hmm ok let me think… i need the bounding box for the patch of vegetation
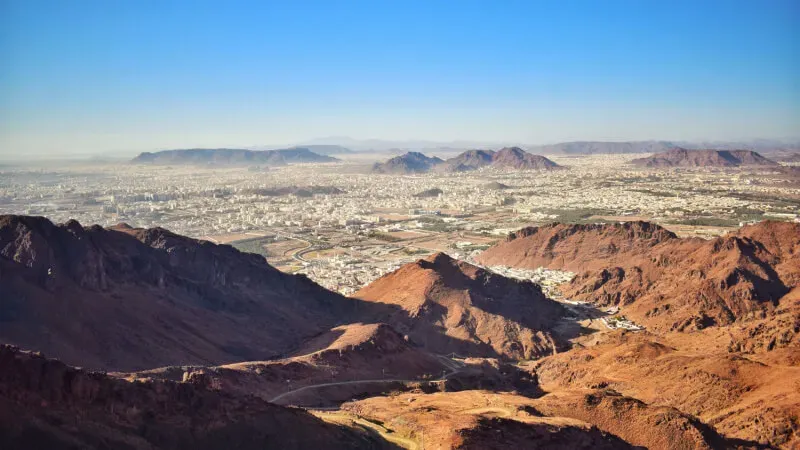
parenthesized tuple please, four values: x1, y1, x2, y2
(231, 236, 274, 257)
(724, 191, 800, 208)
(626, 188, 677, 198)
(537, 208, 616, 223)
(666, 217, 741, 227)
(367, 231, 403, 242)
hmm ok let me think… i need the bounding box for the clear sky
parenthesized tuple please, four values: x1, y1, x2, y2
(1, 0, 798, 156)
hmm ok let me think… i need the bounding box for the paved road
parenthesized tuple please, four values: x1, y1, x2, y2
(270, 355, 464, 404)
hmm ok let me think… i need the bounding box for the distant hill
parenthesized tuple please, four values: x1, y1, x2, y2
(530, 141, 677, 155)
(293, 145, 355, 155)
(131, 148, 338, 166)
(490, 147, 561, 170)
(373, 148, 561, 174)
(437, 149, 496, 172)
(371, 152, 444, 174)
(630, 148, 778, 168)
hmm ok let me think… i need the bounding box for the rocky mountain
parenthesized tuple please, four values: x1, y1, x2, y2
(476, 221, 680, 272)
(374, 148, 561, 174)
(441, 147, 561, 172)
(630, 148, 778, 168)
(437, 149, 497, 172)
(355, 253, 567, 360)
(485, 147, 561, 170)
(371, 152, 444, 174)
(477, 220, 799, 332)
(131, 148, 339, 166)
(0, 215, 380, 371)
(0, 345, 392, 450)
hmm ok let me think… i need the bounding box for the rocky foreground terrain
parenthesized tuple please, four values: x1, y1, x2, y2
(1, 214, 798, 448)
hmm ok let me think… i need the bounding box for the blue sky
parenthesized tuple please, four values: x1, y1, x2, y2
(1, 0, 798, 156)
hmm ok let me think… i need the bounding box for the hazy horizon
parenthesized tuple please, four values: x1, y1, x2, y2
(2, 0, 798, 157)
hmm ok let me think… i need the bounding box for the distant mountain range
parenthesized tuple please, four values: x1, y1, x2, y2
(528, 141, 676, 155)
(372, 147, 561, 174)
(288, 137, 800, 155)
(131, 147, 339, 166)
(630, 148, 778, 168)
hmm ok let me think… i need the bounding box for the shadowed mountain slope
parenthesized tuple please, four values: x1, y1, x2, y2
(0, 215, 390, 371)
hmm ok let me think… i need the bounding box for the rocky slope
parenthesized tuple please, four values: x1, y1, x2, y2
(122, 323, 450, 406)
(562, 221, 798, 331)
(533, 331, 799, 447)
(476, 221, 681, 272)
(131, 147, 339, 166)
(0, 345, 392, 450)
(355, 253, 566, 359)
(0, 215, 387, 371)
(630, 148, 778, 168)
(342, 389, 737, 450)
(477, 220, 798, 332)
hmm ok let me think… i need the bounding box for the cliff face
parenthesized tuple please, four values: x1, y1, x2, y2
(0, 345, 391, 450)
(0, 215, 376, 371)
(355, 253, 567, 360)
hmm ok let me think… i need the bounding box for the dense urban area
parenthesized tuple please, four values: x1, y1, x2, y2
(2, 153, 798, 296)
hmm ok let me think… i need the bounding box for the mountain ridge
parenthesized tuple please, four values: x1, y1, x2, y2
(131, 147, 339, 166)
